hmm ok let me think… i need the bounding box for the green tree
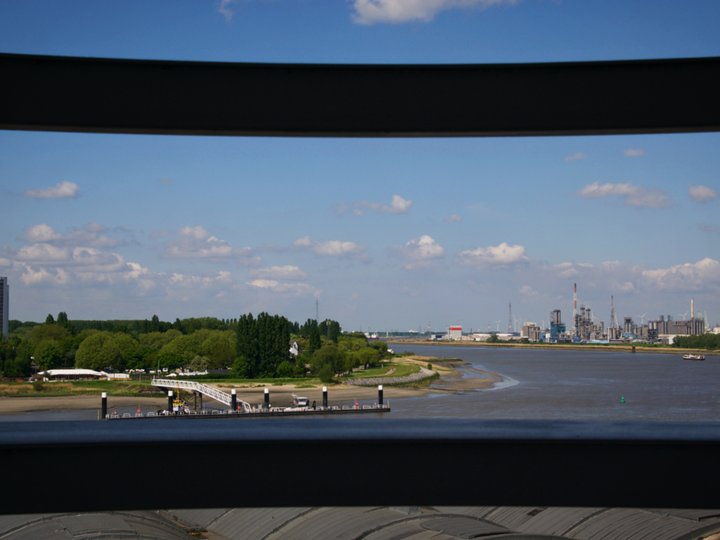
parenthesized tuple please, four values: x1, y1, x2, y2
(34, 339, 64, 371)
(189, 355, 209, 372)
(236, 313, 259, 376)
(276, 360, 294, 378)
(113, 333, 142, 370)
(319, 319, 341, 343)
(232, 356, 248, 377)
(674, 334, 720, 350)
(27, 323, 69, 350)
(311, 343, 346, 376)
(301, 319, 321, 354)
(349, 347, 381, 369)
(56, 312, 69, 328)
(156, 333, 205, 370)
(317, 364, 335, 383)
(75, 332, 121, 371)
(4, 356, 31, 378)
(200, 330, 236, 369)
(45, 313, 55, 325)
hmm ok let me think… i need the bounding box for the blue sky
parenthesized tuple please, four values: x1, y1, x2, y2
(1, 0, 719, 331)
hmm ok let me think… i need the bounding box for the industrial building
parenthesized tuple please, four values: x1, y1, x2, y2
(447, 325, 463, 340)
(549, 309, 567, 342)
(521, 322, 542, 342)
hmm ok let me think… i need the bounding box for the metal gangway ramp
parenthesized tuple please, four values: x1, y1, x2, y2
(151, 378, 251, 412)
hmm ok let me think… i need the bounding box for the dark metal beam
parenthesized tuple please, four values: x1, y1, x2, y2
(3, 419, 720, 514)
(2, 53, 719, 137)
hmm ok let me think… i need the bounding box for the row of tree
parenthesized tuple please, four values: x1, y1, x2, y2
(673, 334, 720, 350)
(1, 312, 388, 381)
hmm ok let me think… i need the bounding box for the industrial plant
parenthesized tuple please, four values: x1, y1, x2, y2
(437, 283, 715, 345)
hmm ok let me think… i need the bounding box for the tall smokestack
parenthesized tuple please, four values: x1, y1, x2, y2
(573, 283, 577, 333)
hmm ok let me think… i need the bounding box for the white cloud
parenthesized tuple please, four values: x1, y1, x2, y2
(316, 240, 362, 256)
(20, 266, 69, 286)
(251, 265, 307, 280)
(9, 222, 156, 291)
(353, 0, 517, 24)
(579, 182, 637, 198)
(167, 225, 257, 263)
(564, 152, 587, 162)
(624, 148, 646, 157)
(70, 248, 124, 270)
(388, 194, 413, 213)
(341, 194, 413, 216)
(578, 182, 670, 208)
(179, 225, 211, 241)
(75, 259, 153, 287)
(642, 258, 720, 292)
(294, 236, 313, 248)
(16, 243, 69, 262)
(616, 281, 636, 293)
(519, 284, 537, 297)
(24, 224, 60, 243)
(217, 0, 235, 20)
(458, 242, 527, 267)
(294, 236, 365, 258)
(689, 185, 717, 203)
(25, 181, 79, 199)
(167, 270, 232, 287)
(400, 235, 444, 269)
(23, 222, 123, 248)
(248, 279, 315, 295)
(446, 213, 462, 223)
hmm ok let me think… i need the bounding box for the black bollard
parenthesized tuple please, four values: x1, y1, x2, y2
(231, 389, 237, 412)
(322, 386, 328, 408)
(167, 390, 173, 414)
(101, 392, 107, 420)
(264, 388, 270, 409)
(378, 384, 384, 407)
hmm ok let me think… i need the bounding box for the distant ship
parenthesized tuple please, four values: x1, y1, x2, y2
(682, 353, 705, 361)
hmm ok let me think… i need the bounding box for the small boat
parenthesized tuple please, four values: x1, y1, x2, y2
(683, 353, 705, 361)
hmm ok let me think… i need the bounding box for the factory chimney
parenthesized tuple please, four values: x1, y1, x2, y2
(573, 283, 577, 334)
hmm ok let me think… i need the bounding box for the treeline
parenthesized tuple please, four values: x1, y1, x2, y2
(11, 314, 250, 335)
(674, 334, 720, 350)
(1, 312, 387, 382)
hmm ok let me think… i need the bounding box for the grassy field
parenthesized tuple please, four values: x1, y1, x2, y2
(0, 358, 435, 398)
(345, 361, 421, 379)
(0, 379, 164, 398)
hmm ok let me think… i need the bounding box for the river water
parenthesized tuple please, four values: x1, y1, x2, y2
(389, 344, 720, 422)
(0, 345, 717, 423)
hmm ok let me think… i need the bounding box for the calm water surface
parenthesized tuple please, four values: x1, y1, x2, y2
(390, 344, 720, 422)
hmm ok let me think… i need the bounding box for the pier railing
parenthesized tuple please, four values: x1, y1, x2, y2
(1, 53, 720, 513)
(150, 377, 252, 411)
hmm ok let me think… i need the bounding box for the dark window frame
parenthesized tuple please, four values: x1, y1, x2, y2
(1, 53, 720, 514)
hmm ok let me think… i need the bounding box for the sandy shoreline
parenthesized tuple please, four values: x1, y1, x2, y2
(0, 356, 498, 415)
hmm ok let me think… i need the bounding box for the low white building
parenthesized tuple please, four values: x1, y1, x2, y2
(447, 325, 463, 340)
(37, 369, 129, 381)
